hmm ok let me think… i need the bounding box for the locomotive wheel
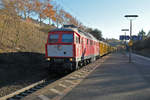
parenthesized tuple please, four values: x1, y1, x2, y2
(86, 59, 90, 64)
(79, 61, 83, 68)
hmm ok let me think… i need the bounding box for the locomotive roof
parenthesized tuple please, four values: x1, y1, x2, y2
(50, 28, 99, 41)
(50, 28, 76, 32)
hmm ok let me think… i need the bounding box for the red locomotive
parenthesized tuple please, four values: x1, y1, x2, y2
(45, 25, 100, 71)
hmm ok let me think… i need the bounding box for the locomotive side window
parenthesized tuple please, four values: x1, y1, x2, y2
(62, 34, 73, 43)
(49, 34, 59, 43)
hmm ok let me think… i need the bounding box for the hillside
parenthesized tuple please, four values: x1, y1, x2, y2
(0, 13, 53, 53)
(0, 13, 55, 97)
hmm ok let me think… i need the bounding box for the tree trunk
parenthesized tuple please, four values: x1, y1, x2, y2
(24, 11, 26, 19)
(40, 17, 41, 26)
(49, 18, 51, 25)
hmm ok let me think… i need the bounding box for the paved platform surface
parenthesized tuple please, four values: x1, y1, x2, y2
(61, 53, 150, 100)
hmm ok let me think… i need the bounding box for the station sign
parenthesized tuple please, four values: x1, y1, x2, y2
(131, 35, 138, 40)
(120, 35, 143, 40)
(119, 35, 130, 40)
(131, 35, 143, 40)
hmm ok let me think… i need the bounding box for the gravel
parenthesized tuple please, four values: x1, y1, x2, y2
(0, 63, 50, 97)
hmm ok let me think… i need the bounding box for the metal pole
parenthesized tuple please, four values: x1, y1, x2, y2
(124, 32, 126, 44)
(129, 19, 132, 63)
(124, 32, 126, 51)
(121, 29, 129, 51)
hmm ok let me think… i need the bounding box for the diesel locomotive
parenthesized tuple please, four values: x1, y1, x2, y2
(45, 25, 115, 71)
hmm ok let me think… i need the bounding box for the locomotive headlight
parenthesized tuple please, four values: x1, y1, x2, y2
(47, 58, 51, 61)
(69, 58, 73, 61)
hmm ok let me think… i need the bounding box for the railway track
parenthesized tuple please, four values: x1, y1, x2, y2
(0, 76, 59, 100)
(0, 73, 68, 100)
(0, 55, 109, 100)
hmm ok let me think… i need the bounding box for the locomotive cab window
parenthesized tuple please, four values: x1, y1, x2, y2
(49, 34, 59, 43)
(62, 34, 73, 43)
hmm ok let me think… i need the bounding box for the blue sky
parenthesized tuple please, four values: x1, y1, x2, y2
(56, 0, 150, 39)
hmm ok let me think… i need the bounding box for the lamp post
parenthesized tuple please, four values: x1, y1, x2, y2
(124, 15, 138, 63)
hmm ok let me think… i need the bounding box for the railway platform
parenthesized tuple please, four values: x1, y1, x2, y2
(5, 52, 150, 100)
(61, 52, 150, 100)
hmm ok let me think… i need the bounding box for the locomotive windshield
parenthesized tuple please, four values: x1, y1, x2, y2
(49, 34, 59, 43)
(62, 34, 73, 43)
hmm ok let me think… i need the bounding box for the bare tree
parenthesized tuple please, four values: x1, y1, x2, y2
(33, 0, 46, 25)
(43, 1, 56, 25)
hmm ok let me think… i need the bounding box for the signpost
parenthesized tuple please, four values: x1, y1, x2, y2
(124, 15, 138, 63)
(120, 35, 142, 41)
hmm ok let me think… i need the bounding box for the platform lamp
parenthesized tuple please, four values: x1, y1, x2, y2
(124, 15, 138, 63)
